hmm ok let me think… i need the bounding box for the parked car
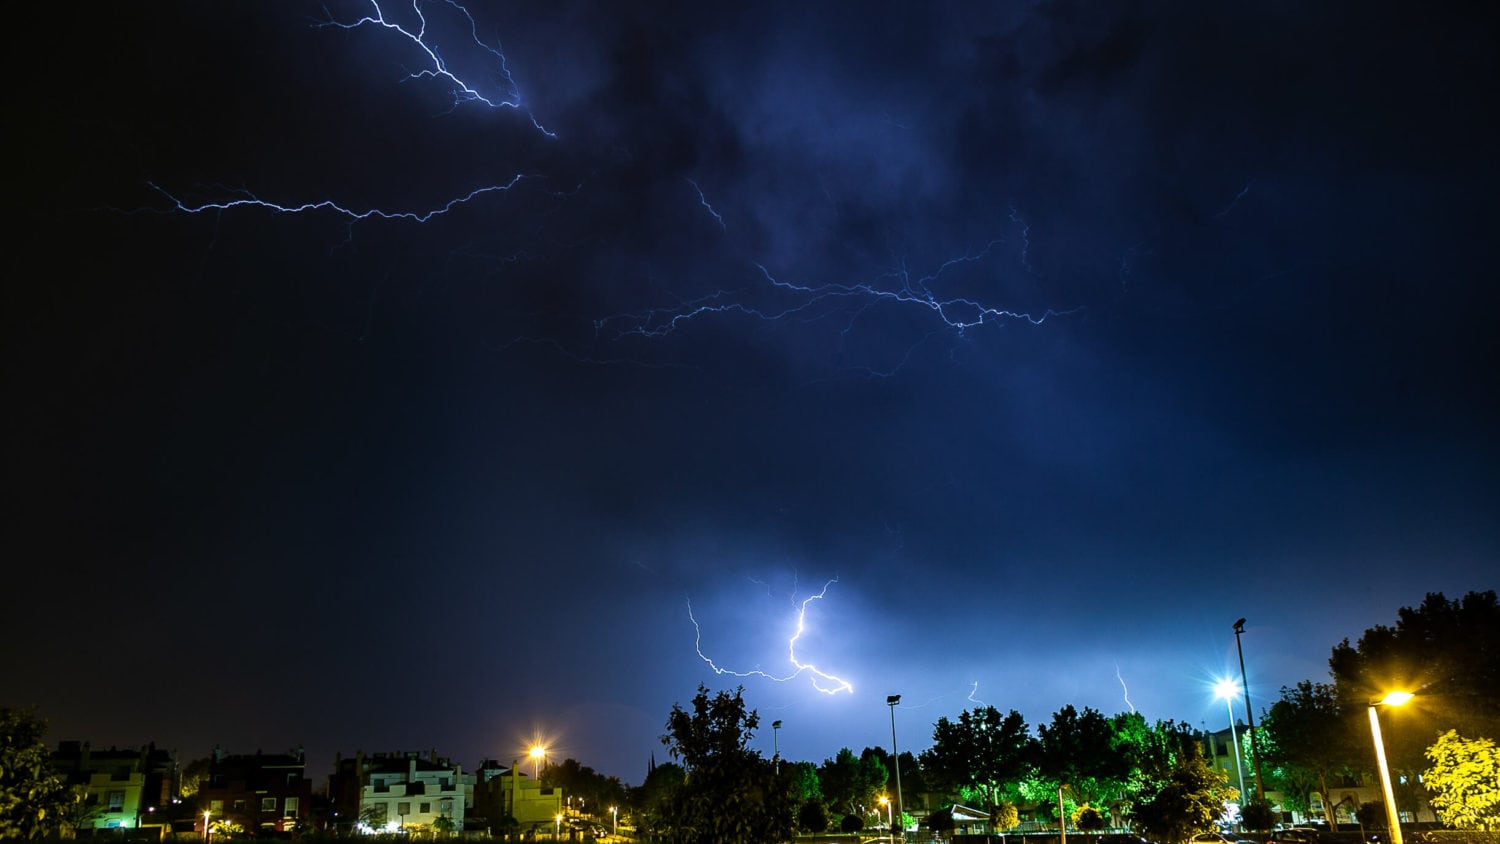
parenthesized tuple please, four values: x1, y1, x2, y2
(1193, 833, 1256, 844)
(1099, 834, 1152, 844)
(1269, 827, 1362, 844)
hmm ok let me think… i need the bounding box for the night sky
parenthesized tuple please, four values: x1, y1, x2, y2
(8, 1, 1496, 786)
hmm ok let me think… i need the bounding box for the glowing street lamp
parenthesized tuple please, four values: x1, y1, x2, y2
(203, 810, 211, 844)
(530, 745, 546, 781)
(879, 795, 893, 844)
(1215, 678, 1249, 809)
(555, 812, 563, 841)
(888, 694, 903, 842)
(610, 805, 618, 838)
(1368, 691, 1413, 844)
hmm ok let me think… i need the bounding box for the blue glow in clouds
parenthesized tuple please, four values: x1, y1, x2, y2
(688, 580, 854, 695)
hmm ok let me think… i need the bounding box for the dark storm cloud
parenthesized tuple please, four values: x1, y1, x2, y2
(6, 0, 1495, 783)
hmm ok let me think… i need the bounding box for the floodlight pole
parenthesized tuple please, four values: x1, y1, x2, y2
(773, 720, 782, 776)
(1233, 618, 1266, 800)
(888, 695, 903, 843)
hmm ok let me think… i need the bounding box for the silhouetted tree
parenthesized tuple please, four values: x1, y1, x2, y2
(658, 685, 794, 844)
(1, 707, 80, 839)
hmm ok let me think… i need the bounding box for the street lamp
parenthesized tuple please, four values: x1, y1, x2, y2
(772, 720, 782, 775)
(1368, 691, 1413, 844)
(610, 805, 618, 838)
(555, 812, 563, 841)
(1215, 678, 1249, 811)
(530, 745, 546, 781)
(1232, 618, 1266, 799)
(203, 810, 211, 843)
(888, 695, 903, 843)
(879, 795, 893, 844)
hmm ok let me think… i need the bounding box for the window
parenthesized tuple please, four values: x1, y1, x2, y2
(284, 797, 299, 818)
(420, 803, 431, 814)
(397, 802, 411, 816)
(262, 797, 276, 813)
(107, 791, 125, 812)
(210, 800, 223, 814)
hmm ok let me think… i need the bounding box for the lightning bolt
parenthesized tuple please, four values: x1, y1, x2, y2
(1115, 661, 1136, 713)
(1213, 180, 1252, 220)
(143, 4, 1077, 377)
(687, 580, 853, 695)
(967, 682, 985, 706)
(315, 0, 554, 135)
(686, 178, 726, 231)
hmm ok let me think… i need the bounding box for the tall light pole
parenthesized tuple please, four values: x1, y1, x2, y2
(880, 795, 893, 844)
(1232, 618, 1265, 800)
(772, 720, 782, 776)
(888, 695, 904, 842)
(1215, 679, 1249, 810)
(1368, 691, 1413, 844)
(610, 805, 618, 838)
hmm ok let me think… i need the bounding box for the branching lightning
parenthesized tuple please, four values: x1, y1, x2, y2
(316, 0, 554, 136)
(143, 2, 1078, 376)
(687, 580, 853, 695)
(147, 176, 529, 223)
(593, 249, 1071, 343)
(967, 682, 985, 706)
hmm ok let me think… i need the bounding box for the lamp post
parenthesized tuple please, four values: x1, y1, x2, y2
(610, 805, 618, 838)
(203, 810, 211, 844)
(1232, 618, 1266, 799)
(772, 720, 782, 776)
(1058, 783, 1069, 844)
(880, 795, 893, 844)
(888, 695, 903, 842)
(555, 813, 563, 841)
(1368, 691, 1413, 844)
(1215, 678, 1249, 812)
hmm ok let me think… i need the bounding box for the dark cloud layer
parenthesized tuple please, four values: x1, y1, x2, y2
(7, 1, 1496, 782)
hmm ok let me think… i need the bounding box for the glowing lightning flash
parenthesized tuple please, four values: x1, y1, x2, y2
(316, 0, 554, 135)
(1115, 661, 1137, 713)
(688, 581, 853, 695)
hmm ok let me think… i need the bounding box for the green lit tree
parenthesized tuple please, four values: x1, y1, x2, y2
(1260, 681, 1358, 826)
(1037, 705, 1133, 808)
(921, 707, 1036, 811)
(1423, 730, 1500, 830)
(1130, 743, 1236, 844)
(787, 760, 822, 803)
(658, 685, 794, 844)
(1, 706, 80, 839)
(819, 747, 887, 817)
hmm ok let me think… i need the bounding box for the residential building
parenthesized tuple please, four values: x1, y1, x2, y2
(198, 747, 314, 834)
(52, 741, 174, 831)
(329, 750, 475, 834)
(473, 758, 564, 834)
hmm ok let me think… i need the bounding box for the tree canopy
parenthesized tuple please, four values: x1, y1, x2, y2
(1259, 681, 1358, 825)
(1329, 590, 1500, 771)
(1, 707, 80, 840)
(1130, 743, 1236, 844)
(657, 685, 794, 844)
(921, 706, 1034, 810)
(1423, 730, 1500, 830)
